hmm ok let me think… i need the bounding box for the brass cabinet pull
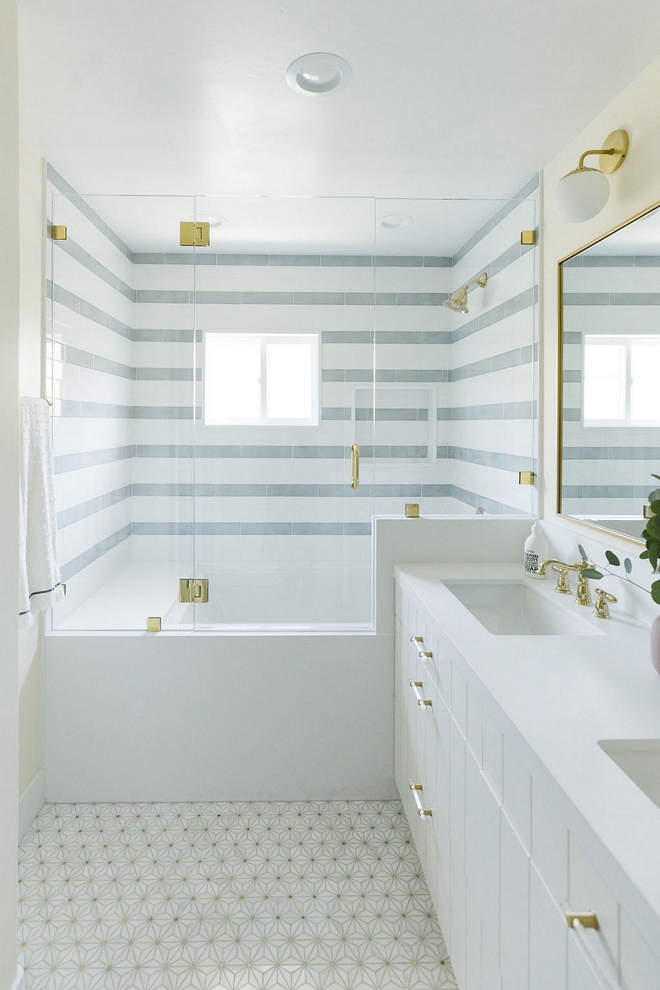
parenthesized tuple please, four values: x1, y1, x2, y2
(409, 782, 432, 818)
(350, 443, 360, 489)
(409, 679, 432, 707)
(410, 635, 423, 644)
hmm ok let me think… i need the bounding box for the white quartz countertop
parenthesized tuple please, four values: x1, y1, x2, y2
(395, 562, 660, 951)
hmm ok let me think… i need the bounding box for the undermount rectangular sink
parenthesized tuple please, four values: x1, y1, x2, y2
(443, 579, 601, 636)
(599, 740, 660, 810)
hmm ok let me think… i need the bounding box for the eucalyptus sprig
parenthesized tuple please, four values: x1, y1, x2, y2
(577, 473, 660, 605)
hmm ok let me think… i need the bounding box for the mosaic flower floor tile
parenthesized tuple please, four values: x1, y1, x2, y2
(18, 801, 456, 990)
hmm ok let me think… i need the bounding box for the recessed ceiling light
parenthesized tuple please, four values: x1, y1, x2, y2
(379, 215, 414, 229)
(190, 214, 225, 228)
(286, 53, 352, 96)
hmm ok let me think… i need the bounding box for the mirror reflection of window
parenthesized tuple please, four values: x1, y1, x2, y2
(583, 335, 660, 426)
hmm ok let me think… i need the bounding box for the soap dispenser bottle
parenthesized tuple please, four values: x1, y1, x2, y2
(524, 521, 549, 578)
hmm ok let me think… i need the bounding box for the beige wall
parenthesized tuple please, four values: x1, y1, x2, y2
(541, 54, 660, 549)
(18, 140, 46, 804)
(0, 0, 21, 983)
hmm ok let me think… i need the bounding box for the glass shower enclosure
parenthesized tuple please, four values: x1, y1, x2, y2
(47, 181, 537, 632)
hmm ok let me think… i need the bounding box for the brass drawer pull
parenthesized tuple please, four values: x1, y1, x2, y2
(409, 782, 432, 818)
(409, 680, 432, 707)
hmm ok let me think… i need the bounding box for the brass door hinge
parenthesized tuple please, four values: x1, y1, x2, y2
(51, 225, 68, 240)
(521, 229, 537, 245)
(180, 221, 210, 247)
(179, 578, 209, 603)
(405, 503, 420, 517)
(519, 471, 536, 485)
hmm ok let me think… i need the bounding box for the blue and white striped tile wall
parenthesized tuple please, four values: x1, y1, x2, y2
(48, 166, 538, 616)
(562, 256, 660, 517)
(437, 177, 539, 515)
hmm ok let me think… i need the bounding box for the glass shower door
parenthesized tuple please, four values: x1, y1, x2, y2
(190, 196, 377, 629)
(48, 190, 197, 631)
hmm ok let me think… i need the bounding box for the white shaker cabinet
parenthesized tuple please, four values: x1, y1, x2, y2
(394, 570, 660, 990)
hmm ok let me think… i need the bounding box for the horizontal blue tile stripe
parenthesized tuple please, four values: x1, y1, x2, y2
(562, 446, 660, 460)
(438, 400, 537, 421)
(438, 446, 536, 473)
(58, 401, 201, 419)
(451, 286, 537, 344)
(452, 174, 539, 264)
(49, 281, 133, 339)
(449, 486, 527, 515)
(57, 486, 132, 529)
(568, 254, 660, 268)
(54, 445, 135, 474)
(60, 525, 133, 581)
(463, 238, 534, 292)
(47, 165, 133, 260)
(56, 237, 135, 301)
(130, 252, 453, 268)
(132, 290, 452, 307)
(564, 292, 660, 306)
(562, 485, 650, 499)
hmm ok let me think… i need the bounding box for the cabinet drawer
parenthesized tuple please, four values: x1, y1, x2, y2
(530, 862, 569, 990)
(568, 834, 618, 976)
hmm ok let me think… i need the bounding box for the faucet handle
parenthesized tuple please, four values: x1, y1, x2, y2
(593, 588, 617, 619)
(551, 564, 572, 595)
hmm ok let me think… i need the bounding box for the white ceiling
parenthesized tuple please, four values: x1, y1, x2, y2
(19, 0, 660, 251)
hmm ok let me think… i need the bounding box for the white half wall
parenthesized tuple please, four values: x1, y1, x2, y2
(44, 632, 396, 803)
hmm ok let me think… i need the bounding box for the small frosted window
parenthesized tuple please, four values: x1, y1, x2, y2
(583, 335, 660, 426)
(205, 333, 319, 426)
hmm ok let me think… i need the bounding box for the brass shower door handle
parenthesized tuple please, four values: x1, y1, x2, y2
(351, 443, 360, 489)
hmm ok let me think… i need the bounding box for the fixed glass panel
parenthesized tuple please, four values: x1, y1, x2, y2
(190, 196, 376, 629)
(48, 192, 196, 631)
(374, 196, 539, 520)
(559, 202, 660, 542)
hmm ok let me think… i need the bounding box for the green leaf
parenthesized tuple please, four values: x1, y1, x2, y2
(652, 580, 660, 605)
(652, 474, 660, 481)
(651, 500, 660, 515)
(624, 558, 633, 574)
(581, 568, 603, 580)
(648, 488, 660, 503)
(605, 550, 620, 567)
(577, 543, 587, 560)
(640, 549, 650, 559)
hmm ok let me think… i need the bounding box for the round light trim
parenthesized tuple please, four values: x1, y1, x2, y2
(379, 215, 414, 229)
(191, 214, 225, 228)
(286, 53, 352, 96)
(552, 167, 610, 224)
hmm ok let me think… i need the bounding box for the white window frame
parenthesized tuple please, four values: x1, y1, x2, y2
(204, 332, 320, 427)
(583, 333, 660, 427)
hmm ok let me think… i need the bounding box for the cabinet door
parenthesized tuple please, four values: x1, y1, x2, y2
(529, 863, 568, 990)
(449, 718, 467, 989)
(500, 811, 530, 990)
(465, 757, 502, 990)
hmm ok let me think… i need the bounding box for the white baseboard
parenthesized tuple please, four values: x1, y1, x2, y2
(19, 768, 45, 840)
(11, 965, 24, 990)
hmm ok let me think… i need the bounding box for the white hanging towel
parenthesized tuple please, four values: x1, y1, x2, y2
(18, 398, 64, 622)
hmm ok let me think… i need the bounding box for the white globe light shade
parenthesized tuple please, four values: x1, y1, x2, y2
(552, 167, 610, 223)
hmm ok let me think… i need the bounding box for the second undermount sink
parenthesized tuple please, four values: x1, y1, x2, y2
(599, 740, 660, 810)
(443, 579, 602, 636)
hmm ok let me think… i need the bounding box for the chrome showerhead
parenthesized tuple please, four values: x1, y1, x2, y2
(443, 273, 487, 315)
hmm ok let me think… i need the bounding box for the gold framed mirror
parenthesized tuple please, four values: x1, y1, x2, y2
(558, 200, 660, 544)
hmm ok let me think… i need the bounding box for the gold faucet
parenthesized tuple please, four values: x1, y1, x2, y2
(593, 588, 617, 619)
(538, 558, 592, 605)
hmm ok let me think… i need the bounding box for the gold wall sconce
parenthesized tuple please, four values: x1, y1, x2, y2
(553, 129, 629, 223)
